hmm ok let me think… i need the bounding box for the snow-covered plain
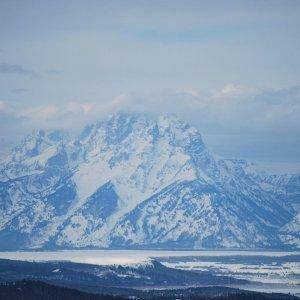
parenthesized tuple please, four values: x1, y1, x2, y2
(0, 249, 298, 265)
(158, 251, 300, 295)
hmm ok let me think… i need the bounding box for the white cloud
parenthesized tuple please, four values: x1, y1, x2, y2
(19, 105, 58, 120)
(0, 100, 15, 114)
(213, 84, 256, 99)
(108, 85, 300, 136)
(1, 85, 300, 164)
(2, 85, 300, 136)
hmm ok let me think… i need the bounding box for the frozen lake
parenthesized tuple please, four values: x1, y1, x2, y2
(0, 249, 298, 265)
(0, 250, 299, 295)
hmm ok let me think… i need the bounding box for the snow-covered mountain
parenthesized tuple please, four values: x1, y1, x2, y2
(0, 113, 299, 250)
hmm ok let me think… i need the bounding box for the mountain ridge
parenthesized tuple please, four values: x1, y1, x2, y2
(0, 112, 299, 250)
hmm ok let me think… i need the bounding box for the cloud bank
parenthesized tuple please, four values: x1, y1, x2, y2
(1, 85, 299, 163)
(1, 85, 299, 134)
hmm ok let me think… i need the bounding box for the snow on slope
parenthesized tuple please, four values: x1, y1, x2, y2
(280, 213, 300, 248)
(0, 112, 299, 250)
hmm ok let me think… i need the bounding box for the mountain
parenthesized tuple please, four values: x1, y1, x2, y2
(0, 112, 299, 250)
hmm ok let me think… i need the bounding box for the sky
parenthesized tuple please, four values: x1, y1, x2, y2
(0, 0, 300, 172)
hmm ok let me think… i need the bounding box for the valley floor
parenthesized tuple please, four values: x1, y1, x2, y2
(0, 250, 299, 296)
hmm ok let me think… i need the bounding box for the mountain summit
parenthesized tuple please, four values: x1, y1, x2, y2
(0, 113, 299, 250)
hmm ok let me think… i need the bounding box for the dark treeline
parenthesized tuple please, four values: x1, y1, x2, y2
(0, 280, 124, 300)
(0, 280, 298, 300)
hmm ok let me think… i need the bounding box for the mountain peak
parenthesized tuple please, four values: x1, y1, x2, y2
(0, 128, 69, 181)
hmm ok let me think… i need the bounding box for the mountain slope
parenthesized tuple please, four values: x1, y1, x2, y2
(0, 113, 298, 249)
(111, 179, 290, 249)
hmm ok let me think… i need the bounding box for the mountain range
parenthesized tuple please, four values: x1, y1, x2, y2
(0, 112, 299, 250)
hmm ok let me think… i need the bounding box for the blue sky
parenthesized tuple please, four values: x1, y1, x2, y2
(0, 0, 300, 171)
